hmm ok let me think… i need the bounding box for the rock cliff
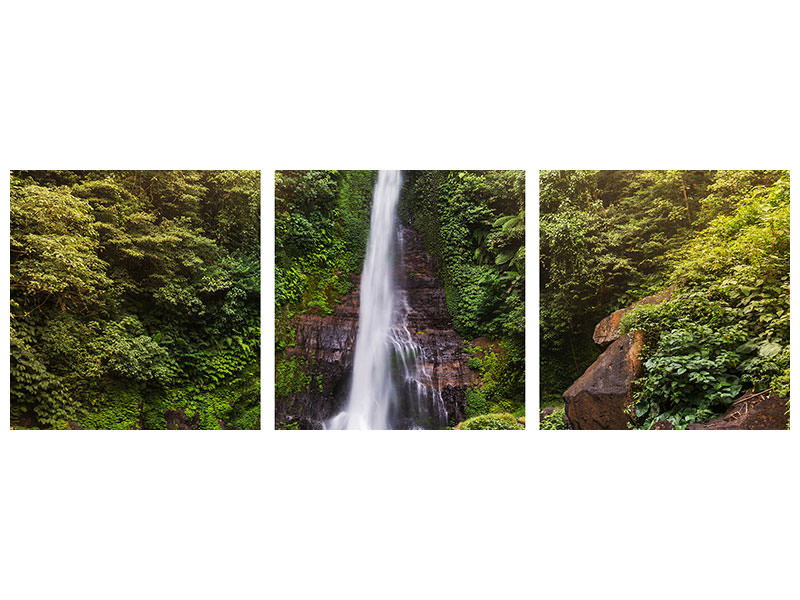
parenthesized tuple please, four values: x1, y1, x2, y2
(279, 272, 362, 428)
(398, 225, 477, 425)
(276, 224, 476, 429)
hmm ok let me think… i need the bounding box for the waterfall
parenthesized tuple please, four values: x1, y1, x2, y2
(327, 170, 448, 430)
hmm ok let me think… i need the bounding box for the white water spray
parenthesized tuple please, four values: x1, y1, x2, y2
(328, 171, 402, 429)
(327, 171, 448, 430)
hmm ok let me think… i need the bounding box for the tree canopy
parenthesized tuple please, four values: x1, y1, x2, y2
(10, 170, 261, 430)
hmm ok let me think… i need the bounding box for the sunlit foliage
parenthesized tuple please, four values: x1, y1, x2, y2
(10, 170, 260, 429)
(540, 170, 789, 427)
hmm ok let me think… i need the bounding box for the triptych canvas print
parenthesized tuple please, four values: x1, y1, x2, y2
(9, 169, 790, 430)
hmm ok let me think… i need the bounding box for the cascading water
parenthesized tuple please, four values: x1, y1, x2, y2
(387, 289, 448, 430)
(327, 170, 448, 430)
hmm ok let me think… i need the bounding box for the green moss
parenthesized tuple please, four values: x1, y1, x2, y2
(275, 355, 311, 399)
(79, 384, 143, 430)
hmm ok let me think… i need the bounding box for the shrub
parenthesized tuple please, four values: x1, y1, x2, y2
(455, 413, 524, 430)
(540, 407, 567, 430)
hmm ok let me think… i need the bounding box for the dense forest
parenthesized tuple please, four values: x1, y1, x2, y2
(275, 170, 525, 429)
(10, 170, 261, 429)
(540, 170, 789, 430)
(275, 170, 376, 323)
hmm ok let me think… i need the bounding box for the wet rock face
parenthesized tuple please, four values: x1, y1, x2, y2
(277, 273, 361, 429)
(399, 226, 477, 426)
(687, 394, 789, 430)
(275, 224, 476, 429)
(563, 333, 643, 430)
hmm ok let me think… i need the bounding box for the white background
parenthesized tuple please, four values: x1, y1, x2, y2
(1, 1, 798, 599)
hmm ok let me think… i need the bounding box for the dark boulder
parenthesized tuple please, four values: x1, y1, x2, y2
(563, 332, 644, 429)
(564, 288, 675, 429)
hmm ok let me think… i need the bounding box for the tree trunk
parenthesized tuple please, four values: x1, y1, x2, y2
(681, 172, 691, 225)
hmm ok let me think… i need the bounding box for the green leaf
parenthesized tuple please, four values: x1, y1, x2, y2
(759, 342, 782, 358)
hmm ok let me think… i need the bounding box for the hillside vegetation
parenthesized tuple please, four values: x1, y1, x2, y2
(540, 170, 789, 428)
(10, 170, 261, 429)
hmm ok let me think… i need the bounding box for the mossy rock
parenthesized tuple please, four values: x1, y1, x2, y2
(455, 413, 524, 430)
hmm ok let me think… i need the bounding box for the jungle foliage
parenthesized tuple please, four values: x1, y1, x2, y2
(274, 170, 377, 402)
(540, 170, 789, 429)
(10, 170, 261, 429)
(401, 170, 526, 424)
